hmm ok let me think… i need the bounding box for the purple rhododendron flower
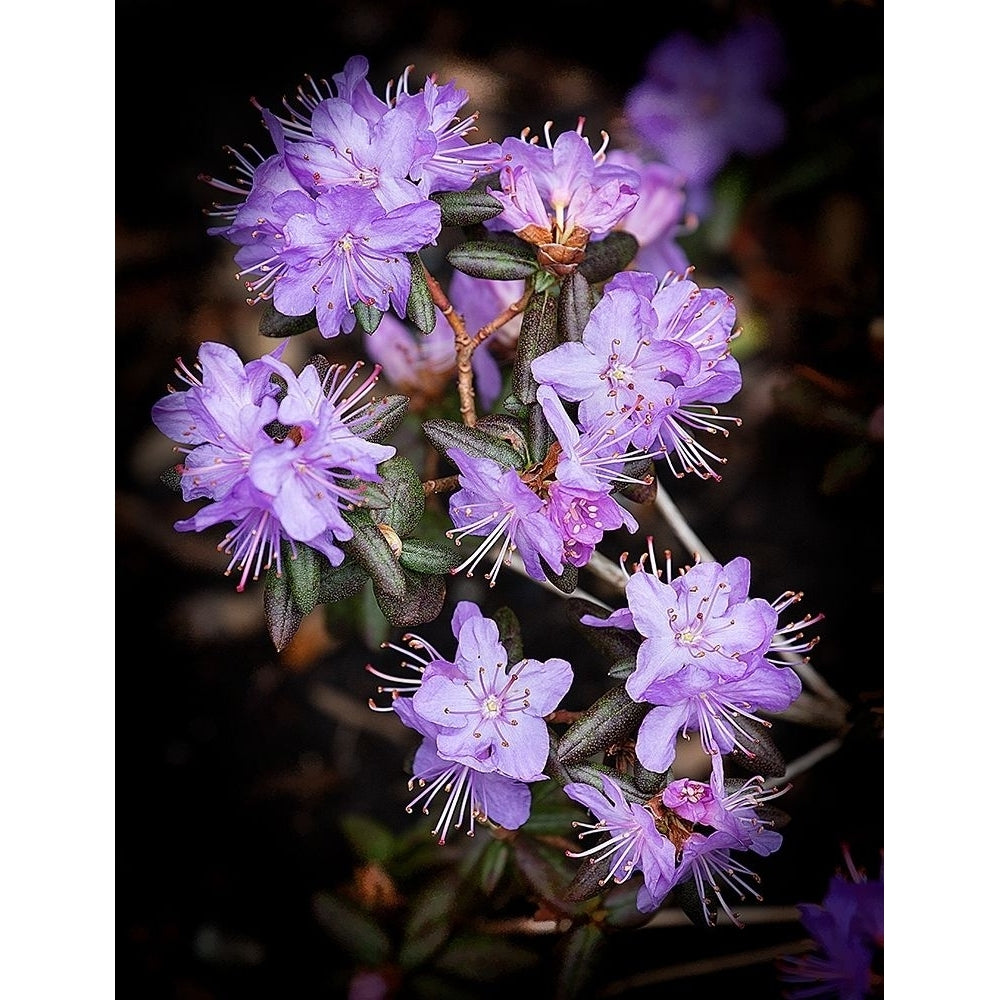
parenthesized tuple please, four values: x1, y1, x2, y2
(625, 18, 787, 213)
(485, 121, 639, 274)
(368, 602, 571, 843)
(445, 448, 566, 586)
(581, 545, 807, 772)
(151, 343, 395, 590)
(564, 775, 678, 911)
(778, 847, 884, 999)
(412, 606, 573, 781)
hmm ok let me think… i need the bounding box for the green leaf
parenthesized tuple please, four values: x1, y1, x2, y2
(423, 418, 526, 469)
(375, 455, 426, 537)
(564, 852, 613, 903)
(557, 270, 594, 343)
(399, 874, 461, 969)
(353, 299, 384, 334)
(562, 761, 647, 804)
(312, 892, 393, 965)
(258, 300, 318, 338)
(316, 558, 369, 605)
(510, 834, 590, 918)
(576, 231, 639, 283)
(512, 290, 558, 405)
(448, 239, 538, 281)
(492, 606, 524, 665)
(673, 875, 716, 928)
(557, 686, 651, 766)
(349, 393, 410, 444)
(374, 568, 448, 628)
(406, 252, 437, 333)
(526, 401, 556, 465)
(613, 459, 657, 505)
(564, 599, 642, 664)
(723, 717, 788, 778)
(556, 923, 606, 1000)
(284, 539, 323, 614)
(473, 413, 529, 463)
(600, 879, 651, 929)
(340, 814, 396, 864)
(431, 189, 504, 227)
(343, 509, 407, 598)
(399, 538, 461, 575)
(476, 839, 512, 896)
(263, 562, 304, 653)
(607, 654, 637, 680)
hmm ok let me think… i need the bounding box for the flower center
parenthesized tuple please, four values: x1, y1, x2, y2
(482, 694, 502, 717)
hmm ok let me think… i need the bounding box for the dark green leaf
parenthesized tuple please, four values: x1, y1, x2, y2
(258, 300, 318, 338)
(340, 814, 396, 864)
(448, 239, 538, 281)
(510, 835, 589, 918)
(476, 839, 512, 896)
(543, 561, 578, 595)
(374, 568, 447, 628)
(316, 558, 369, 605)
(349, 393, 410, 443)
(492, 606, 524, 665)
(353, 299, 384, 334)
(557, 686, 650, 766)
(562, 761, 647, 804)
(431, 189, 504, 227)
(564, 852, 613, 903)
(512, 290, 558, 405)
(614, 459, 657, 505)
(557, 269, 594, 343)
(723, 717, 788, 778)
(343, 509, 407, 598)
(263, 562, 304, 652)
(474, 413, 529, 463)
(576, 231, 639, 283)
(312, 892, 393, 965)
(399, 538, 461, 575)
(564, 599, 642, 664)
(284, 539, 323, 614)
(374, 455, 426, 537)
(526, 400, 556, 465)
(600, 879, 651, 929)
(423, 418, 526, 469)
(406, 252, 437, 333)
(556, 923, 606, 1000)
(673, 875, 717, 928)
(399, 874, 461, 969)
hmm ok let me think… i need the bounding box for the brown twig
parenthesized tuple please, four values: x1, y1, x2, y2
(422, 475, 460, 496)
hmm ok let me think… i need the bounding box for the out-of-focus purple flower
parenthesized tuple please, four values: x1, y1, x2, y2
(368, 602, 570, 843)
(606, 149, 694, 277)
(362, 272, 505, 411)
(449, 269, 526, 360)
(564, 774, 678, 912)
(777, 847, 884, 999)
(485, 121, 639, 274)
(412, 605, 573, 781)
(151, 342, 395, 590)
(580, 544, 807, 772)
(625, 18, 787, 212)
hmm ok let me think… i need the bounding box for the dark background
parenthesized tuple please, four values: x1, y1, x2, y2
(117, 1, 883, 996)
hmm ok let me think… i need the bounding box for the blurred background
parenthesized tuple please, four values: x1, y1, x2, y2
(117, 1, 883, 996)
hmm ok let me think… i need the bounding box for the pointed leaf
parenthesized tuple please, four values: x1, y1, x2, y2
(673, 874, 717, 928)
(564, 853, 613, 903)
(562, 761, 647, 804)
(399, 873, 462, 969)
(374, 568, 447, 628)
(448, 239, 538, 281)
(492, 606, 524, 664)
(474, 413, 529, 463)
(353, 299, 384, 334)
(312, 892, 393, 965)
(284, 539, 323, 614)
(512, 290, 558, 405)
(263, 559, 304, 652)
(343, 509, 407, 598)
(431, 189, 504, 227)
(557, 685, 651, 766)
(399, 537, 461, 575)
(258, 300, 318, 338)
(557, 269, 594, 344)
(316, 557, 369, 605)
(423, 418, 525, 468)
(564, 599, 643, 663)
(374, 455, 426, 536)
(349, 393, 410, 443)
(613, 459, 657, 504)
(576, 231, 639, 283)
(510, 834, 590, 918)
(476, 839, 512, 896)
(543, 560, 578, 595)
(526, 400, 556, 465)
(406, 252, 437, 333)
(723, 717, 788, 778)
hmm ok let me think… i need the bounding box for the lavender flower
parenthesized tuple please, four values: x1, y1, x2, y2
(151, 343, 395, 590)
(485, 121, 639, 274)
(606, 149, 694, 277)
(411, 606, 573, 781)
(581, 544, 808, 772)
(532, 268, 743, 480)
(368, 602, 570, 843)
(625, 18, 787, 212)
(564, 774, 678, 912)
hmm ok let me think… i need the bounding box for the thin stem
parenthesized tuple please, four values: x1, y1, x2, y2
(422, 475, 460, 497)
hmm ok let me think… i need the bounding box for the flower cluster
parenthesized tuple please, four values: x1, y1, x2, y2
(151, 341, 394, 589)
(202, 56, 505, 338)
(369, 602, 573, 843)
